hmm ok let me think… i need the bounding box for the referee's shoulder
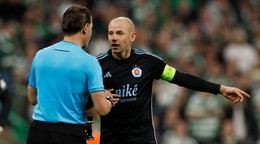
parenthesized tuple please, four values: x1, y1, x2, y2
(34, 46, 50, 56)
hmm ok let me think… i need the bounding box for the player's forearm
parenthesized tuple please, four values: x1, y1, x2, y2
(171, 70, 220, 94)
(160, 65, 220, 94)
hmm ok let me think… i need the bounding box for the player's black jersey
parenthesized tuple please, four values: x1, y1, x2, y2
(97, 48, 166, 144)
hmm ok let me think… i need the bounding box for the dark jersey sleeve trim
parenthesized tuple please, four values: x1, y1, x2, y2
(170, 70, 221, 95)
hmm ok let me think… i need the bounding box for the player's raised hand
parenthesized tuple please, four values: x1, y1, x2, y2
(220, 85, 250, 103)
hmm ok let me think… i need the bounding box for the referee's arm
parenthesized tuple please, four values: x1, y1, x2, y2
(28, 85, 37, 105)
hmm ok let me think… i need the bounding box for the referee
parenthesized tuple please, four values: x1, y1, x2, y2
(95, 17, 250, 144)
(27, 5, 119, 144)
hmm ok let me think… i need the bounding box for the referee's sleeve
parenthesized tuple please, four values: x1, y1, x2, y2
(28, 58, 37, 88)
(87, 58, 104, 93)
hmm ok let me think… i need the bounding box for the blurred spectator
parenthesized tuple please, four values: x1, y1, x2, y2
(88, 32, 109, 56)
(0, 0, 27, 22)
(154, 80, 186, 109)
(132, 25, 153, 52)
(170, 0, 198, 25)
(131, 0, 156, 24)
(223, 27, 259, 74)
(184, 92, 224, 144)
(221, 119, 236, 144)
(161, 119, 198, 144)
(0, 73, 12, 135)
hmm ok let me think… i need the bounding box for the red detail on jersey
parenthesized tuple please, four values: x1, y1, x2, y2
(134, 69, 140, 75)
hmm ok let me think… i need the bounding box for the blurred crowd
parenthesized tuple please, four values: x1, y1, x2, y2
(0, 0, 260, 144)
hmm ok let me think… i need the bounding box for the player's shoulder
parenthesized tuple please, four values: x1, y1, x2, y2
(96, 51, 109, 61)
(133, 48, 163, 60)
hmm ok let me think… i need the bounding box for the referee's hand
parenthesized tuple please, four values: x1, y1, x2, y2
(220, 85, 250, 104)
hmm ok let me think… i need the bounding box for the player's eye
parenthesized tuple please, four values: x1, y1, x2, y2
(117, 32, 124, 35)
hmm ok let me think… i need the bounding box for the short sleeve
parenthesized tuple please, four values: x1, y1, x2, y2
(28, 58, 37, 88)
(150, 55, 166, 80)
(87, 58, 104, 93)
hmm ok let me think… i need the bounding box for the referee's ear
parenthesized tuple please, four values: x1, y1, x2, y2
(85, 96, 94, 110)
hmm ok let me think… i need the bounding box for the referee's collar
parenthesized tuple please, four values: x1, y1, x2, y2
(60, 41, 82, 49)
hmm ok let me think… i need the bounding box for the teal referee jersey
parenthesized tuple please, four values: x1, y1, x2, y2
(29, 41, 104, 124)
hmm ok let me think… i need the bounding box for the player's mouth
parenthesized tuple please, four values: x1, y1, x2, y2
(111, 44, 120, 49)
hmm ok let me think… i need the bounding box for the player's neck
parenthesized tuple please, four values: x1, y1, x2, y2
(112, 48, 131, 60)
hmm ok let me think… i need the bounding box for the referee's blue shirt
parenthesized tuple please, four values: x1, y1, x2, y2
(29, 41, 104, 124)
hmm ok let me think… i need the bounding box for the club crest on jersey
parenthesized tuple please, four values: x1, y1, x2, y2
(132, 66, 142, 77)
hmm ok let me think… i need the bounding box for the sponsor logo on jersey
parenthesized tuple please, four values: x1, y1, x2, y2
(132, 66, 142, 77)
(104, 71, 112, 78)
(114, 84, 138, 103)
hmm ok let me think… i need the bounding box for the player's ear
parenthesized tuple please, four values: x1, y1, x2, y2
(130, 32, 136, 42)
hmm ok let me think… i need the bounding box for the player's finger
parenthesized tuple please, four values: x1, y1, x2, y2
(242, 91, 250, 98)
(232, 88, 244, 100)
(234, 97, 241, 104)
(110, 94, 120, 104)
(112, 94, 120, 98)
(239, 94, 244, 102)
(108, 88, 114, 92)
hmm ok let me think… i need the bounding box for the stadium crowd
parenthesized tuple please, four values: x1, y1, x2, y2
(0, 0, 259, 144)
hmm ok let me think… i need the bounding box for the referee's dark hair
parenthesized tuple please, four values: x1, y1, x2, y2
(62, 5, 92, 35)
